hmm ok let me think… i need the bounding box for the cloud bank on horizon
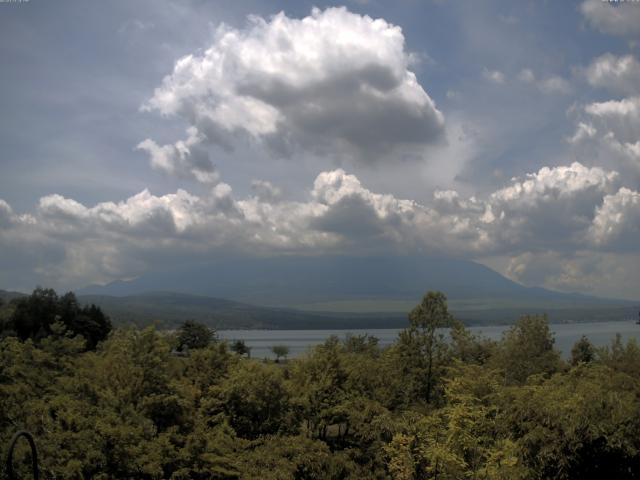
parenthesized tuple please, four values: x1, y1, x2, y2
(1, 1, 640, 299)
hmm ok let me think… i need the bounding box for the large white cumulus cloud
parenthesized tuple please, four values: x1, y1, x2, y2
(308, 169, 491, 254)
(486, 163, 619, 250)
(138, 6, 445, 176)
(2, 162, 639, 290)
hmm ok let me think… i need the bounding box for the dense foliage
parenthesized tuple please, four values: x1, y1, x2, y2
(177, 320, 216, 352)
(1, 288, 111, 350)
(2, 290, 640, 479)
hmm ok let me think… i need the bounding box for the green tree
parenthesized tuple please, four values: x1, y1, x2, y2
(177, 320, 215, 351)
(500, 364, 640, 479)
(183, 342, 236, 396)
(396, 291, 454, 404)
(231, 339, 251, 357)
(450, 321, 495, 365)
(343, 333, 379, 355)
(206, 362, 298, 439)
(493, 314, 561, 384)
(235, 435, 350, 480)
(597, 334, 640, 377)
(291, 336, 349, 440)
(60, 295, 112, 350)
(272, 345, 290, 362)
(384, 363, 513, 480)
(0, 297, 6, 337)
(172, 421, 239, 479)
(571, 335, 596, 365)
(8, 291, 640, 479)
(5, 288, 111, 349)
(8, 287, 58, 341)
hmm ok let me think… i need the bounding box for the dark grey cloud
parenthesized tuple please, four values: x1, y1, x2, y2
(250, 180, 282, 204)
(310, 194, 386, 238)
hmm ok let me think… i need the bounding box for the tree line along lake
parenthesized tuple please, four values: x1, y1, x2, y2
(218, 320, 640, 360)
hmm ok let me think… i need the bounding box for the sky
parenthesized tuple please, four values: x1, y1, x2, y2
(0, 0, 639, 299)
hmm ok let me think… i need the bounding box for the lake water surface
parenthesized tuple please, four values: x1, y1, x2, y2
(218, 321, 640, 360)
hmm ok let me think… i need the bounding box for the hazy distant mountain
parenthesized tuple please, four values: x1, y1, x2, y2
(77, 292, 411, 329)
(0, 268, 631, 332)
(79, 255, 635, 312)
(0, 289, 26, 303)
(75, 291, 640, 330)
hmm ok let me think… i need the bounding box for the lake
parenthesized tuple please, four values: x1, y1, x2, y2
(218, 320, 640, 359)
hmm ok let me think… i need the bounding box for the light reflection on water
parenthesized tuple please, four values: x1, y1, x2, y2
(218, 321, 640, 360)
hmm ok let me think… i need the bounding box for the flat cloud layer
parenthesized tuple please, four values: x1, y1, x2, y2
(1, 162, 638, 292)
(138, 7, 445, 176)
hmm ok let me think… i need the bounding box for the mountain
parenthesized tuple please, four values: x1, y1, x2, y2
(0, 289, 26, 303)
(5, 264, 640, 328)
(2, 288, 406, 330)
(79, 255, 636, 313)
(75, 291, 640, 330)
(77, 292, 409, 330)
